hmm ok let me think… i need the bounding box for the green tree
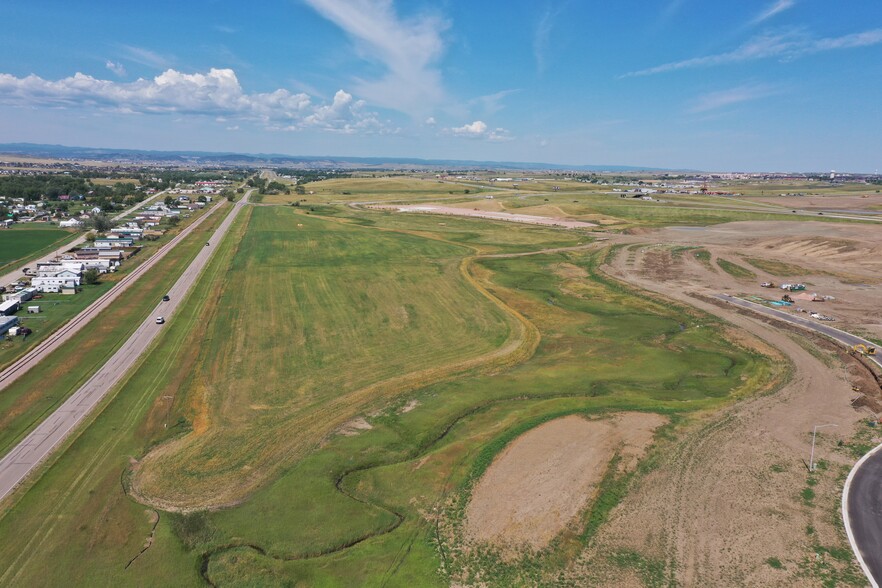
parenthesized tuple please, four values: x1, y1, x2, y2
(83, 268, 100, 285)
(89, 214, 114, 233)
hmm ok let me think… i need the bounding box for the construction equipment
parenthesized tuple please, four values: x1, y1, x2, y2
(782, 294, 794, 303)
(853, 344, 877, 356)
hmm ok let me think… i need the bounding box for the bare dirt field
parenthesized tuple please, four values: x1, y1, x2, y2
(371, 204, 598, 229)
(638, 221, 882, 339)
(465, 412, 667, 551)
(575, 221, 882, 585)
(753, 193, 882, 212)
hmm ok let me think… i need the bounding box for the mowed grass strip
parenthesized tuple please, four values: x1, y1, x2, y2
(0, 201, 231, 454)
(131, 206, 518, 510)
(0, 225, 79, 273)
(716, 258, 757, 280)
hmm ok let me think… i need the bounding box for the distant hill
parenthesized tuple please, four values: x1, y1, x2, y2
(0, 142, 676, 173)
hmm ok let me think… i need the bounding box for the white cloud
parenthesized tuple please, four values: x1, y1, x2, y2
(105, 60, 126, 77)
(0, 68, 386, 134)
(623, 27, 882, 77)
(447, 120, 512, 141)
(751, 0, 796, 25)
(689, 83, 780, 113)
(301, 0, 448, 117)
(424, 116, 436, 125)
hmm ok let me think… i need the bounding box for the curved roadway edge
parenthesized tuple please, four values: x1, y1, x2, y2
(714, 293, 882, 586)
(0, 191, 252, 504)
(843, 444, 882, 587)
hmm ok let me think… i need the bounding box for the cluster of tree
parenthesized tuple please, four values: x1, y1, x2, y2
(0, 175, 91, 200)
(274, 169, 351, 184)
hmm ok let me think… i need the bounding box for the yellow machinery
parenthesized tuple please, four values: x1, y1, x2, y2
(853, 344, 877, 356)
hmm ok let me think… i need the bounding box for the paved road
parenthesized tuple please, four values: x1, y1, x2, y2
(716, 294, 882, 586)
(715, 294, 882, 369)
(0, 191, 251, 503)
(0, 190, 168, 288)
(844, 447, 882, 587)
(0, 197, 224, 392)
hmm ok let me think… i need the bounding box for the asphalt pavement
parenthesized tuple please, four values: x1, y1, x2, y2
(844, 447, 882, 587)
(715, 294, 882, 369)
(0, 191, 250, 503)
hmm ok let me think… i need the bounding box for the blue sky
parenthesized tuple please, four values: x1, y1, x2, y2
(1, 0, 880, 171)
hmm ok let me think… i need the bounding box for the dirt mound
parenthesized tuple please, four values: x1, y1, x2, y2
(464, 412, 667, 551)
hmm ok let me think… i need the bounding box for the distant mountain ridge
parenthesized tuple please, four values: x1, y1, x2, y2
(0, 142, 676, 173)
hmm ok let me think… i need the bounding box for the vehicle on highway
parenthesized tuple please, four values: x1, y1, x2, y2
(155, 316, 165, 324)
(162, 294, 170, 301)
(205, 242, 210, 246)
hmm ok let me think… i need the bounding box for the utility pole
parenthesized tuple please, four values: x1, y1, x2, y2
(810, 423, 838, 472)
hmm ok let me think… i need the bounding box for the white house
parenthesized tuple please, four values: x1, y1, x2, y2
(59, 218, 84, 228)
(32, 270, 81, 292)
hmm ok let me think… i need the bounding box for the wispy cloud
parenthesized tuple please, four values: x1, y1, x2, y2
(301, 0, 448, 117)
(533, 4, 564, 74)
(119, 45, 174, 69)
(470, 89, 520, 116)
(105, 60, 126, 77)
(214, 24, 237, 34)
(623, 27, 882, 77)
(446, 120, 512, 141)
(689, 83, 781, 113)
(0, 68, 387, 134)
(751, 0, 796, 25)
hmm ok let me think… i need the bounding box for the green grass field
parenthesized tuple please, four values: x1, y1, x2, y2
(0, 226, 78, 274)
(0, 197, 779, 586)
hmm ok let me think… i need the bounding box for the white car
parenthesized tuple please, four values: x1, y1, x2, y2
(155, 316, 165, 324)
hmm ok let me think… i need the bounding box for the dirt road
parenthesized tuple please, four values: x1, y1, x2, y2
(0, 191, 251, 504)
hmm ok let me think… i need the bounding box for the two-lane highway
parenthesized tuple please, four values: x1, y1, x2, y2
(0, 196, 225, 392)
(0, 191, 251, 503)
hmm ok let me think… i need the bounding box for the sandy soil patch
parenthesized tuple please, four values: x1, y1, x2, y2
(399, 399, 420, 414)
(337, 416, 373, 436)
(371, 204, 598, 229)
(465, 412, 667, 551)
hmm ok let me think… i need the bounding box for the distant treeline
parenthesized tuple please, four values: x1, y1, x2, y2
(274, 169, 351, 184)
(0, 169, 252, 201)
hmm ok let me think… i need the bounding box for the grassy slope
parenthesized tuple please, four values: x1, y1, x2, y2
(0, 226, 78, 273)
(0, 202, 229, 454)
(131, 206, 515, 509)
(0, 202, 775, 587)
